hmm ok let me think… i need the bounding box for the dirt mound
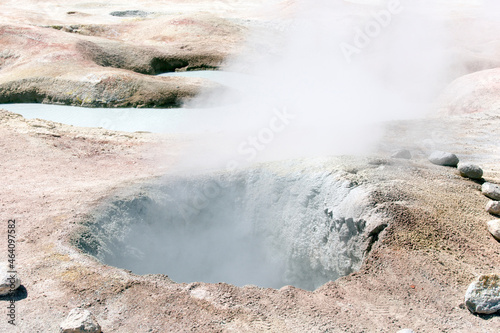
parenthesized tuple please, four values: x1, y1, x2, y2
(439, 68, 500, 115)
(1, 109, 499, 332)
(0, 6, 246, 106)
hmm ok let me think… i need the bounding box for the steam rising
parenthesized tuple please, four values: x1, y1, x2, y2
(88, 1, 500, 290)
(178, 0, 467, 171)
(88, 167, 373, 291)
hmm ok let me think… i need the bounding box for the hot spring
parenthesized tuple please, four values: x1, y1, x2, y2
(74, 162, 385, 291)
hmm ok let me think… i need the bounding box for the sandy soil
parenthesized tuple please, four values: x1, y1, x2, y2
(0, 1, 499, 332)
(0, 108, 499, 332)
(0, 0, 280, 107)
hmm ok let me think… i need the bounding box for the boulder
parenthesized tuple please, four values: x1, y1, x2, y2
(465, 274, 500, 314)
(60, 308, 102, 333)
(486, 201, 500, 215)
(458, 163, 483, 179)
(487, 220, 500, 241)
(428, 151, 459, 167)
(0, 262, 21, 296)
(482, 182, 500, 200)
(391, 149, 412, 159)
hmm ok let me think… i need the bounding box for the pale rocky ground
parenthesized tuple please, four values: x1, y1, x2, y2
(1, 105, 500, 332)
(0, 0, 499, 332)
(0, 0, 288, 107)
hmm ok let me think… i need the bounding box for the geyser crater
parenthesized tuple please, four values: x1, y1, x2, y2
(75, 165, 383, 291)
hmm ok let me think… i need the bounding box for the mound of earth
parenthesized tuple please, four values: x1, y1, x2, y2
(0, 1, 500, 332)
(0, 0, 269, 107)
(438, 68, 500, 115)
(0, 108, 499, 332)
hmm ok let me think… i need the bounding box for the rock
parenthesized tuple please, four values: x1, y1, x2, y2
(481, 182, 500, 200)
(396, 330, 415, 333)
(60, 308, 102, 333)
(391, 149, 411, 159)
(465, 274, 500, 314)
(458, 163, 483, 179)
(486, 201, 500, 215)
(428, 151, 459, 167)
(109, 10, 150, 17)
(487, 220, 500, 241)
(0, 262, 21, 296)
(0, 17, 230, 107)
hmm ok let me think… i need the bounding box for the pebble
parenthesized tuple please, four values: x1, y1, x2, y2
(391, 149, 412, 159)
(464, 274, 500, 314)
(428, 151, 459, 167)
(486, 201, 500, 215)
(0, 262, 21, 296)
(487, 220, 500, 241)
(60, 308, 102, 333)
(457, 163, 483, 179)
(482, 182, 500, 200)
(109, 10, 149, 17)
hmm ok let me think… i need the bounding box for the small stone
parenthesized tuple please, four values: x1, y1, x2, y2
(464, 274, 500, 314)
(0, 262, 21, 296)
(391, 149, 411, 159)
(487, 220, 500, 241)
(482, 182, 500, 200)
(109, 10, 149, 17)
(486, 201, 500, 215)
(60, 308, 102, 333)
(428, 151, 459, 167)
(458, 163, 483, 179)
(397, 330, 415, 333)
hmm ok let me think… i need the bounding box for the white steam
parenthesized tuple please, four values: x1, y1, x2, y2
(118, 0, 500, 289)
(175, 0, 468, 171)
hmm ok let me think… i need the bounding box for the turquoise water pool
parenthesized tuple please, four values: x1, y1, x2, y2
(0, 71, 252, 133)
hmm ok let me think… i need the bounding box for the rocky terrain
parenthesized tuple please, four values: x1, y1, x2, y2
(0, 0, 499, 332)
(1, 105, 499, 332)
(0, 0, 274, 107)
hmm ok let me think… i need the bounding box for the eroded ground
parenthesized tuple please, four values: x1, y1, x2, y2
(0, 0, 500, 332)
(0, 0, 284, 107)
(0, 108, 499, 332)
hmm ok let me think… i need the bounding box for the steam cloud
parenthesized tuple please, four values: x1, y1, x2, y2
(138, 1, 500, 289)
(175, 0, 479, 172)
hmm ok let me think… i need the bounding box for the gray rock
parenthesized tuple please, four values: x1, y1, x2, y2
(0, 262, 21, 296)
(486, 201, 500, 215)
(482, 182, 500, 200)
(60, 308, 102, 333)
(487, 220, 500, 241)
(391, 149, 412, 159)
(465, 274, 500, 314)
(458, 163, 483, 179)
(428, 151, 459, 167)
(109, 10, 150, 17)
(397, 329, 415, 333)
